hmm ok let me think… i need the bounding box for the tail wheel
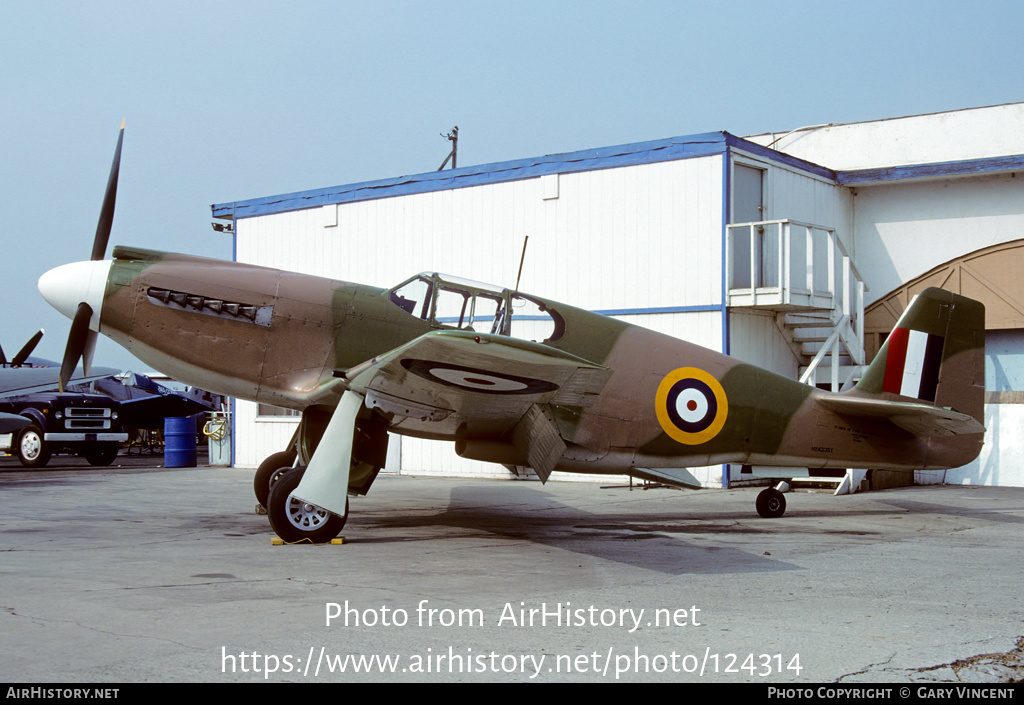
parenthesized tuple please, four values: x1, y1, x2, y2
(266, 466, 347, 543)
(755, 488, 787, 518)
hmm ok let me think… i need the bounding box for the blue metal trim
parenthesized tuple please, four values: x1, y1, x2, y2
(721, 150, 731, 358)
(229, 397, 236, 469)
(723, 133, 835, 181)
(595, 304, 721, 316)
(436, 303, 716, 325)
(213, 132, 729, 219)
(837, 154, 1024, 184)
(229, 216, 238, 467)
(721, 151, 732, 489)
(211, 132, 835, 221)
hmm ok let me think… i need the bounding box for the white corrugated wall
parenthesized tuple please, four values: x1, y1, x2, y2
(233, 155, 728, 478)
(237, 156, 724, 308)
(852, 174, 1024, 306)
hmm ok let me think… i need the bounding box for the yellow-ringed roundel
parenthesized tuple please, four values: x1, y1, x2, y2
(655, 367, 728, 445)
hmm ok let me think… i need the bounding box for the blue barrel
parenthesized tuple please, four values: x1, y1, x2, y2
(164, 417, 197, 467)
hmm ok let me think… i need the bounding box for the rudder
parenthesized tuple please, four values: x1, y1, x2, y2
(857, 287, 985, 422)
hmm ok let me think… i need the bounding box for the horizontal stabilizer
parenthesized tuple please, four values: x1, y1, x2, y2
(629, 467, 703, 489)
(818, 395, 984, 437)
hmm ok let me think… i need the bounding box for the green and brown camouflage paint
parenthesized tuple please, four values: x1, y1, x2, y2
(97, 248, 985, 479)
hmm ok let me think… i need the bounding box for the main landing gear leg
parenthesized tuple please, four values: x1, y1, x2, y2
(266, 391, 363, 543)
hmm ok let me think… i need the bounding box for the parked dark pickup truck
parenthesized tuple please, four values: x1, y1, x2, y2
(0, 392, 128, 467)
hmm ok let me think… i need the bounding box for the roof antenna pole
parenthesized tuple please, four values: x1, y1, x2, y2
(438, 126, 458, 170)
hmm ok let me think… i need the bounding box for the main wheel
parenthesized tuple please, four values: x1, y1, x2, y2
(266, 466, 347, 543)
(253, 449, 298, 508)
(755, 488, 786, 518)
(16, 424, 51, 468)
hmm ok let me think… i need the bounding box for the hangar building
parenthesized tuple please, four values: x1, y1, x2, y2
(212, 102, 1024, 489)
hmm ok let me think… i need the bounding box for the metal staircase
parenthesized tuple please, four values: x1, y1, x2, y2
(726, 219, 867, 391)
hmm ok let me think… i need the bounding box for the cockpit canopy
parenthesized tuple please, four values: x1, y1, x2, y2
(387, 272, 564, 343)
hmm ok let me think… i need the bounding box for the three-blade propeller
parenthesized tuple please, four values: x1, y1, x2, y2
(57, 121, 123, 391)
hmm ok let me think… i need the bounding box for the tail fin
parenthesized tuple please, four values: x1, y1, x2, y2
(856, 287, 985, 422)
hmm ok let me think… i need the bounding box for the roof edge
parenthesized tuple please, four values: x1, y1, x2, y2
(838, 154, 1024, 185)
(212, 130, 834, 220)
(747, 101, 1024, 144)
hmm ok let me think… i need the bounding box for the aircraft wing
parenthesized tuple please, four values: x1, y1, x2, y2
(81, 374, 216, 429)
(342, 329, 612, 442)
(818, 395, 985, 437)
(0, 367, 123, 398)
(116, 395, 213, 429)
(295, 330, 613, 514)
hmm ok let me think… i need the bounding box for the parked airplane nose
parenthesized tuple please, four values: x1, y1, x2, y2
(38, 260, 113, 329)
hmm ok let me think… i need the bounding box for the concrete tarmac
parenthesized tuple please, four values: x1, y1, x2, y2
(1, 453, 1023, 684)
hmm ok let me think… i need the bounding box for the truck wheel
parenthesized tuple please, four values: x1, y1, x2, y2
(83, 444, 119, 466)
(17, 424, 51, 468)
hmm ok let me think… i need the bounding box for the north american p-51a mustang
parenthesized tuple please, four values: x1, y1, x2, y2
(38, 126, 986, 542)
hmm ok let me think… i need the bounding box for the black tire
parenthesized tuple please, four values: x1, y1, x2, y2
(266, 466, 347, 543)
(756, 488, 786, 518)
(253, 449, 297, 507)
(83, 443, 119, 466)
(16, 423, 51, 468)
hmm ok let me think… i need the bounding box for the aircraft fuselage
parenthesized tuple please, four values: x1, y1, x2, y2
(40, 248, 984, 477)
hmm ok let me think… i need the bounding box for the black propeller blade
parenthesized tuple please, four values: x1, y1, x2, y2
(92, 120, 124, 262)
(59, 304, 94, 391)
(10, 330, 44, 367)
(58, 121, 123, 392)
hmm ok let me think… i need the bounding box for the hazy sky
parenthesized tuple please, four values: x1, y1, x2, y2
(3, 0, 1023, 372)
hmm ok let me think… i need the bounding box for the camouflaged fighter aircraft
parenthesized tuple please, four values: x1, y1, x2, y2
(37, 126, 987, 543)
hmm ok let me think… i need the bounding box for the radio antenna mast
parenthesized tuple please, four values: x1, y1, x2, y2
(438, 126, 458, 170)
